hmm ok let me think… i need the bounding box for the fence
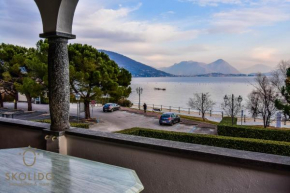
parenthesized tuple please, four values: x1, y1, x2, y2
(131, 103, 289, 127)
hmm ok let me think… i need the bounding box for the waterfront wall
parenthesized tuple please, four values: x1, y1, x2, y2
(1, 118, 290, 193)
(0, 118, 46, 150)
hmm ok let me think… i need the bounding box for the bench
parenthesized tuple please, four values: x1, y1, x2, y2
(1, 112, 16, 119)
(153, 108, 161, 112)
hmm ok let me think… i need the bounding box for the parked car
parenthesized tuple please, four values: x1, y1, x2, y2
(159, 112, 180, 126)
(103, 103, 120, 112)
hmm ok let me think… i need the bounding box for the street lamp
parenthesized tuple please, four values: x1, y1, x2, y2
(224, 94, 243, 125)
(238, 95, 243, 105)
(136, 87, 143, 110)
(75, 94, 81, 123)
(44, 90, 48, 99)
(106, 94, 110, 103)
(34, 0, 79, 131)
(223, 95, 229, 106)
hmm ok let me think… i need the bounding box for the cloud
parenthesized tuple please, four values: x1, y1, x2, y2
(208, 5, 290, 33)
(0, 0, 41, 46)
(160, 11, 176, 19)
(251, 47, 277, 61)
(70, 3, 207, 67)
(178, 0, 243, 6)
(74, 4, 199, 44)
(0, 0, 204, 67)
(1, 0, 290, 69)
(179, 0, 290, 7)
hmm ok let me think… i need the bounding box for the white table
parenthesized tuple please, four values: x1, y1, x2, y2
(0, 148, 144, 193)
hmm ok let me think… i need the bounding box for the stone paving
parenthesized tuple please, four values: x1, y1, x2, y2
(1, 103, 217, 134)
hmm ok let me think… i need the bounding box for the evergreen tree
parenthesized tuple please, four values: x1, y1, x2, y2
(0, 42, 48, 111)
(14, 77, 43, 111)
(68, 44, 132, 119)
(0, 43, 28, 109)
(275, 68, 290, 116)
(1, 41, 132, 116)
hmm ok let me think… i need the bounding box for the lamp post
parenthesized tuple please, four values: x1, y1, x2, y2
(224, 94, 243, 125)
(106, 94, 110, 103)
(34, 0, 79, 131)
(201, 93, 205, 118)
(75, 94, 81, 123)
(44, 91, 48, 99)
(136, 87, 143, 110)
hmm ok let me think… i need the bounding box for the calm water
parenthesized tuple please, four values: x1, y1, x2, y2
(128, 77, 256, 111)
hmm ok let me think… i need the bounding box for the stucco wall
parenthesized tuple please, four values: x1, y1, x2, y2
(1, 118, 290, 193)
(0, 119, 46, 150)
(66, 134, 290, 193)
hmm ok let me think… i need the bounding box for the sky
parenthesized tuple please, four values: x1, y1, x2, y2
(1, 0, 290, 70)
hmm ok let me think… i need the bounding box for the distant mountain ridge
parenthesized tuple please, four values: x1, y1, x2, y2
(100, 50, 265, 77)
(160, 59, 240, 76)
(240, 64, 274, 74)
(160, 61, 209, 76)
(100, 50, 173, 77)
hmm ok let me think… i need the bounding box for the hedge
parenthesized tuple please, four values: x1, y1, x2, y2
(219, 117, 237, 125)
(218, 117, 290, 142)
(117, 127, 290, 156)
(35, 119, 90, 129)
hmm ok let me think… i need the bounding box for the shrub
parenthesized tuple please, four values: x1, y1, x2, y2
(118, 99, 133, 107)
(218, 118, 290, 142)
(117, 128, 290, 156)
(219, 117, 237, 125)
(35, 119, 90, 129)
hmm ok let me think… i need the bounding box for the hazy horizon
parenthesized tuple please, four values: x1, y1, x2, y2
(1, 0, 290, 70)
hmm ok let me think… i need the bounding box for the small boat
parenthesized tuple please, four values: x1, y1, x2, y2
(154, 88, 166, 91)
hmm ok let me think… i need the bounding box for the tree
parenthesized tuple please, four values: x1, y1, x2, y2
(275, 68, 290, 118)
(270, 60, 290, 122)
(246, 91, 259, 119)
(188, 93, 215, 121)
(0, 42, 48, 111)
(271, 60, 290, 91)
(0, 43, 28, 109)
(248, 73, 277, 128)
(19, 41, 48, 111)
(0, 80, 4, 108)
(68, 44, 132, 119)
(14, 77, 43, 111)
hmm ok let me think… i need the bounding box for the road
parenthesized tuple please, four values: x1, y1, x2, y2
(2, 102, 216, 134)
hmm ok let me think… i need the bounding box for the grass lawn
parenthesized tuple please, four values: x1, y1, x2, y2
(34, 119, 90, 129)
(128, 107, 218, 125)
(180, 115, 218, 125)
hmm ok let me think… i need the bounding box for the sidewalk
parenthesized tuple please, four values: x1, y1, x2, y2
(131, 104, 290, 129)
(121, 107, 217, 130)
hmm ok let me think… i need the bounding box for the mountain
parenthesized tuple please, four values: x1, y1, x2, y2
(240, 64, 274, 74)
(207, 59, 240, 74)
(161, 59, 240, 76)
(160, 61, 208, 76)
(194, 73, 247, 77)
(100, 50, 173, 77)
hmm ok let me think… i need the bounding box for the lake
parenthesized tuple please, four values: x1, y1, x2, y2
(128, 77, 256, 111)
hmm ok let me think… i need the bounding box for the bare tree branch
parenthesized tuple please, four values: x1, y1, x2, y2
(188, 93, 215, 121)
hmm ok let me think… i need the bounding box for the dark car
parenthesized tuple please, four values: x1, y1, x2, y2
(103, 103, 120, 112)
(159, 112, 180, 126)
